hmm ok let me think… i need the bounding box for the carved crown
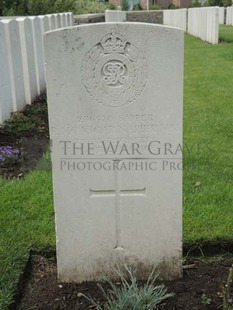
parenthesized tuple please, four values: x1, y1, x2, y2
(101, 32, 127, 54)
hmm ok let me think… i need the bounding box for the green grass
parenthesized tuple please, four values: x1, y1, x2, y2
(0, 171, 55, 308)
(183, 26, 233, 244)
(0, 26, 233, 309)
(219, 25, 233, 43)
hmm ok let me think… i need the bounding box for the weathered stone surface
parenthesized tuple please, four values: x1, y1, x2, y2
(126, 11, 163, 24)
(105, 10, 126, 22)
(163, 9, 187, 31)
(0, 21, 13, 122)
(30, 16, 46, 94)
(74, 13, 105, 25)
(219, 7, 225, 25)
(1, 19, 25, 112)
(17, 17, 38, 104)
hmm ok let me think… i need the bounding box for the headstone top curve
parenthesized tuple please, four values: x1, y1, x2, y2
(44, 21, 184, 37)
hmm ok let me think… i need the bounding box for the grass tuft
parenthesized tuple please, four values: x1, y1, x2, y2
(85, 266, 173, 310)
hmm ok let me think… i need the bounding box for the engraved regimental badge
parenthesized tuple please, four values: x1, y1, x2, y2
(81, 31, 148, 107)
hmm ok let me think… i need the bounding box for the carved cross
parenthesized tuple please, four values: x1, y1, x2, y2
(90, 164, 146, 251)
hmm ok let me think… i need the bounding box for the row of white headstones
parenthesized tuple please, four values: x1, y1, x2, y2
(1, 8, 232, 124)
(226, 6, 233, 25)
(187, 7, 219, 44)
(0, 13, 73, 123)
(106, 6, 232, 44)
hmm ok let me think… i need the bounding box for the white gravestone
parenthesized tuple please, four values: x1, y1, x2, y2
(1, 19, 25, 112)
(17, 17, 38, 104)
(163, 9, 187, 32)
(61, 13, 67, 27)
(105, 10, 127, 22)
(226, 7, 233, 25)
(0, 21, 13, 122)
(219, 7, 225, 25)
(68, 13, 73, 26)
(39, 15, 50, 33)
(52, 14, 59, 29)
(65, 13, 69, 27)
(50, 14, 57, 30)
(57, 14, 62, 28)
(30, 16, 46, 94)
(44, 23, 184, 282)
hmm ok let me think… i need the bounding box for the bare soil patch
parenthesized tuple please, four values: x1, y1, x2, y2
(0, 95, 49, 179)
(17, 254, 233, 310)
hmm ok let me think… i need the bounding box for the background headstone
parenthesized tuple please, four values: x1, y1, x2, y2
(50, 14, 57, 30)
(61, 13, 67, 27)
(0, 21, 13, 122)
(105, 10, 127, 22)
(57, 14, 62, 28)
(17, 17, 38, 104)
(1, 19, 25, 112)
(65, 13, 69, 27)
(219, 7, 225, 24)
(163, 9, 187, 31)
(226, 6, 233, 25)
(188, 7, 219, 44)
(45, 23, 184, 282)
(30, 16, 46, 94)
(68, 13, 73, 26)
(39, 15, 50, 33)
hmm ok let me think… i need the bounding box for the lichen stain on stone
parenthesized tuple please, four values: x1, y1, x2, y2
(60, 32, 85, 54)
(154, 256, 183, 280)
(58, 251, 182, 283)
(115, 254, 183, 281)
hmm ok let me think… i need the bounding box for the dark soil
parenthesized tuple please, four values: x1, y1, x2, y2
(17, 254, 233, 310)
(0, 94, 50, 179)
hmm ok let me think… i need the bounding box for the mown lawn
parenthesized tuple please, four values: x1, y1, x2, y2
(219, 24, 233, 43)
(0, 171, 55, 308)
(183, 25, 233, 244)
(0, 26, 233, 309)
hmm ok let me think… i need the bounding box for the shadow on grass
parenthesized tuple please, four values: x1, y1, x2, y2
(219, 25, 233, 43)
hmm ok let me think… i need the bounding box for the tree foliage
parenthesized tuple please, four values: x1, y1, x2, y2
(121, 0, 129, 11)
(207, 0, 232, 6)
(0, 0, 115, 16)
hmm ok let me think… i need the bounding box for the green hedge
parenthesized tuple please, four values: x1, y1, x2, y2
(0, 0, 115, 16)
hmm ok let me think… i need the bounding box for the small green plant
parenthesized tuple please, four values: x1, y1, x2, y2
(85, 266, 174, 309)
(223, 265, 233, 310)
(189, 0, 202, 7)
(74, 0, 112, 14)
(201, 293, 212, 305)
(167, 3, 177, 9)
(108, 3, 117, 10)
(24, 103, 47, 116)
(2, 7, 17, 16)
(149, 4, 162, 10)
(36, 149, 52, 171)
(2, 113, 37, 137)
(222, 0, 232, 7)
(133, 3, 143, 10)
(121, 0, 129, 11)
(53, 0, 76, 13)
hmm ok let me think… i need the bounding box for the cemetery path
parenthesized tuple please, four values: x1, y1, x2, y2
(18, 254, 233, 310)
(0, 95, 49, 179)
